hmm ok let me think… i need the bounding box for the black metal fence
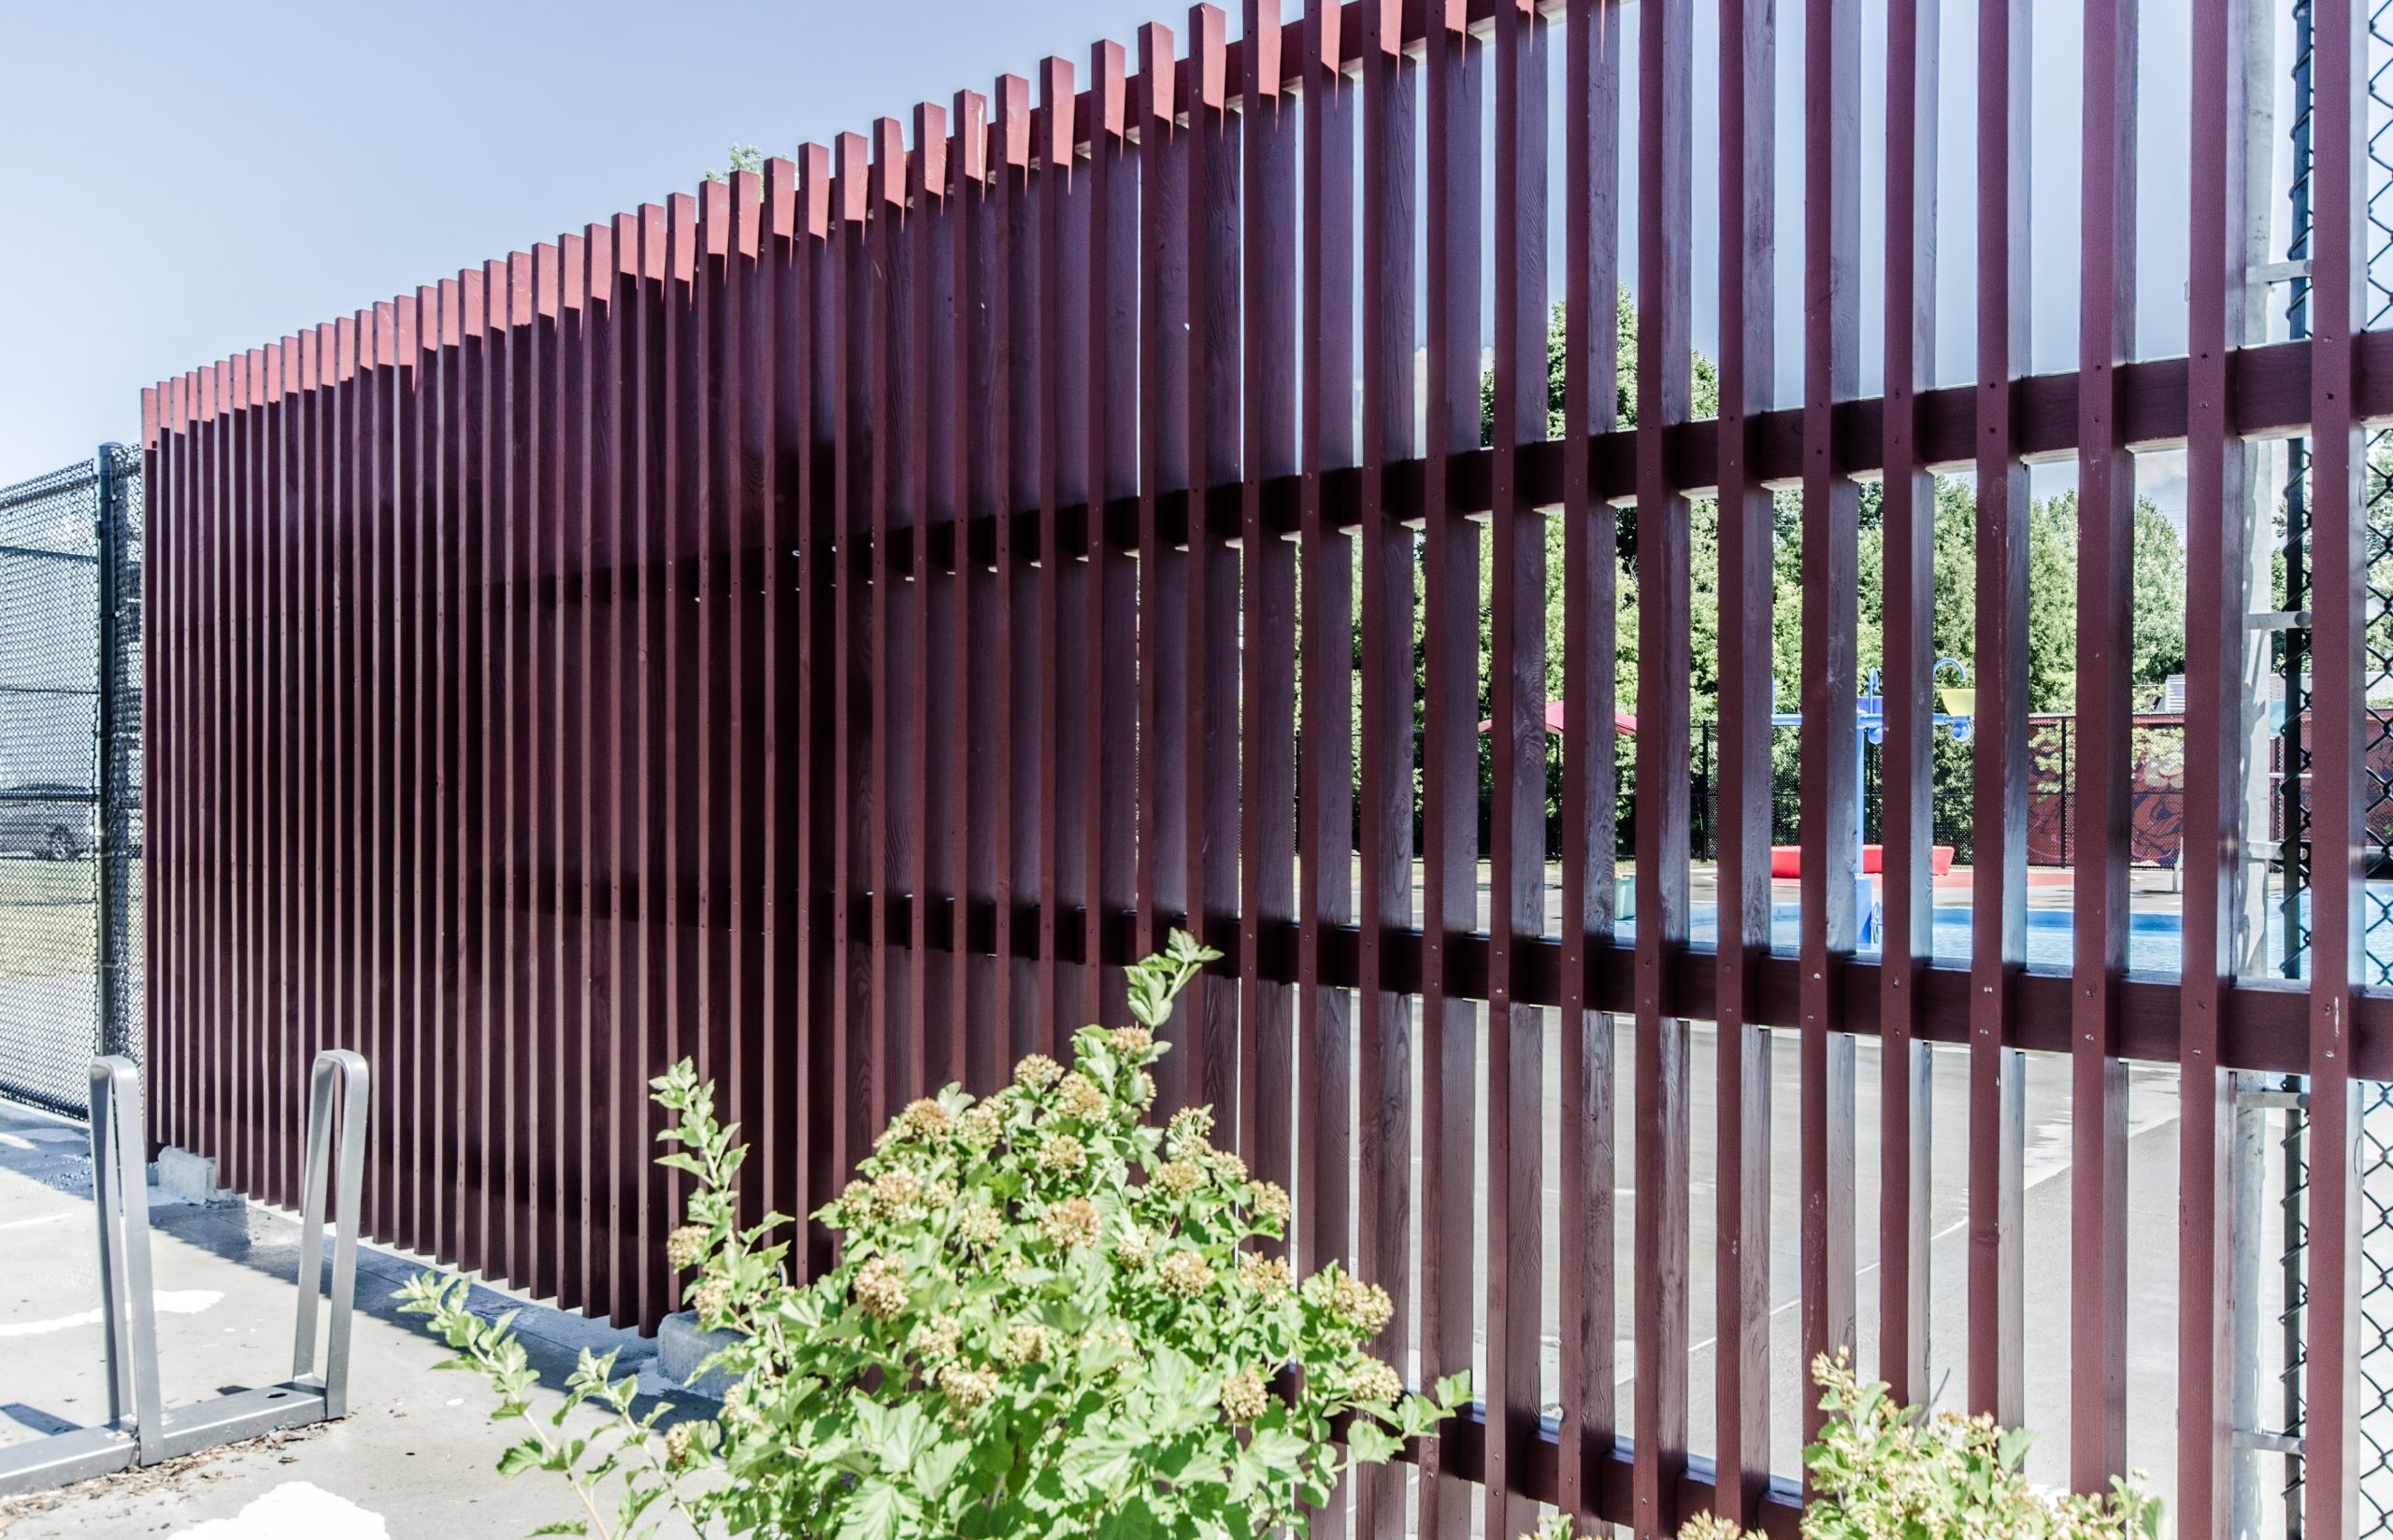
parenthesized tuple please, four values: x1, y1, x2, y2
(0, 448, 142, 1116)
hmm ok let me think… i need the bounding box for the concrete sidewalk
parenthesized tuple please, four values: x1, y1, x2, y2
(0, 1097, 705, 1539)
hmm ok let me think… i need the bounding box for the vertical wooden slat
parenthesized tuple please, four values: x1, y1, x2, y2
(383, 297, 408, 1248)
(1036, 61, 1070, 1061)
(380, 307, 404, 1247)
(1301, 0, 1359, 1290)
(176, 366, 196, 1160)
(268, 340, 289, 1203)
(944, 104, 986, 1092)
(183, 363, 202, 1166)
(407, 298, 425, 1246)
(429, 280, 456, 1264)
(830, 131, 870, 1176)
(1085, 45, 1137, 1032)
(1877, 0, 1938, 1406)
(228, 347, 251, 1198)
(1419, 4, 1481, 1533)
(571, 224, 607, 1314)
(1184, 4, 1239, 1118)
(1488, 0, 1547, 1532)
(185, 362, 203, 1171)
(1969, 0, 2029, 1428)
(1239, 0, 1300, 1254)
(367, 302, 395, 1247)
(990, 82, 1026, 1072)
(446, 272, 478, 1273)
(2303, 0, 2366, 1530)
(193, 358, 212, 1172)
(760, 162, 799, 1241)
(209, 353, 225, 1169)
(592, 219, 629, 1317)
(695, 185, 728, 1141)
(2179, 0, 2251, 1520)
(265, 341, 283, 1202)
(284, 336, 305, 1208)
(505, 247, 538, 1288)
(554, 239, 586, 1304)
(235, 348, 255, 1197)
(1634, 0, 1693, 1528)
(164, 370, 182, 1160)
(147, 377, 169, 1159)
(869, 123, 905, 1106)
(761, 163, 799, 1233)
(2071, 0, 2134, 1490)
(473, 263, 505, 1282)
(139, 384, 159, 1162)
(1135, 23, 1191, 1109)
(791, 158, 833, 1272)
(1712, 0, 1773, 1508)
(408, 286, 437, 1258)
(728, 173, 766, 1252)
(1798, 0, 1861, 1459)
(456, 274, 486, 1280)
(246, 346, 265, 1195)
(1355, 6, 1419, 1532)
(533, 246, 567, 1301)
(906, 114, 945, 1094)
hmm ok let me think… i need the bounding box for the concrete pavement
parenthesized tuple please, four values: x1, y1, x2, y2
(0, 1096, 705, 1539)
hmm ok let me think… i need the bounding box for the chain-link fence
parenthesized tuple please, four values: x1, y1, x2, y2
(0, 449, 140, 1117)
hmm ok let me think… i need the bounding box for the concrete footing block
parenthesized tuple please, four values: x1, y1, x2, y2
(153, 1147, 243, 1209)
(652, 1311, 741, 1401)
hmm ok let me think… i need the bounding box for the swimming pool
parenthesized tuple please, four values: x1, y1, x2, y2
(1614, 894, 2348, 978)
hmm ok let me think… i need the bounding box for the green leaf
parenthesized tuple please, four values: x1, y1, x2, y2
(1344, 1421, 1400, 1466)
(879, 1403, 935, 1473)
(1243, 1427, 1306, 1471)
(525, 1523, 589, 1536)
(838, 1478, 912, 1540)
(1061, 1433, 1143, 1494)
(496, 1437, 547, 1476)
(912, 1435, 969, 1499)
(1096, 1493, 1159, 1540)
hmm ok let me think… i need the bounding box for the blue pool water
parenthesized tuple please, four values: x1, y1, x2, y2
(1626, 900, 2186, 976)
(1610, 883, 2393, 980)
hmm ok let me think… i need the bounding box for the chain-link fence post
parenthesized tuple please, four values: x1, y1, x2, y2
(93, 445, 128, 1061)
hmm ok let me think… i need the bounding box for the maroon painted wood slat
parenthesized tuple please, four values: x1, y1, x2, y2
(1419, 6, 1480, 1533)
(1354, 7, 1419, 1533)
(1712, 0, 1772, 1514)
(1238, 0, 1299, 1272)
(2177, 0, 2251, 1525)
(1488, 0, 1547, 1533)
(1969, 0, 2030, 1429)
(1877, 0, 1937, 1407)
(2071, 0, 2134, 1490)
(1798, 0, 1861, 1468)
(1633, 0, 1693, 1530)
(2302, 0, 2366, 1532)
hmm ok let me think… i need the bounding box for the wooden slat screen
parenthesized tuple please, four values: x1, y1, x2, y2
(142, 2, 2378, 1536)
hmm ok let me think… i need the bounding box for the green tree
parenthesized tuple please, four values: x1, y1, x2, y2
(706, 144, 767, 184)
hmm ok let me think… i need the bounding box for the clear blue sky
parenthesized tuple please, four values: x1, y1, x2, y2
(0, 0, 2287, 507)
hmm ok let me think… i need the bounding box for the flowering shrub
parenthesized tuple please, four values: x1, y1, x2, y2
(1523, 1352, 2161, 1540)
(405, 931, 1466, 1539)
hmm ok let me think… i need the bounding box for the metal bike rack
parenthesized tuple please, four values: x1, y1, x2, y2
(0, 1049, 369, 1497)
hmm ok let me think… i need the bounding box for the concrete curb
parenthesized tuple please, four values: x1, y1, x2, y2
(152, 1147, 245, 1210)
(647, 1312, 740, 1402)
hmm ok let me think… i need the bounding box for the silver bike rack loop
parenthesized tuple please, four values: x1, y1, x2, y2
(0, 1049, 370, 1496)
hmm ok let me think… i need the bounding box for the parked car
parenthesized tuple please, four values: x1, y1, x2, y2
(0, 784, 97, 860)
